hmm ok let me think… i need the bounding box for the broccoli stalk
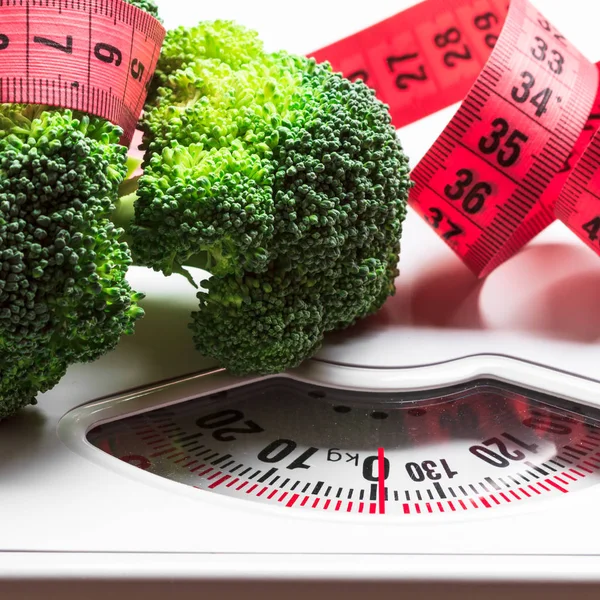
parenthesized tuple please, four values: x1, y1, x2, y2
(116, 20, 412, 375)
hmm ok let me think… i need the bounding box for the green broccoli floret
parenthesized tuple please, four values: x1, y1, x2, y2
(0, 105, 144, 419)
(127, 0, 161, 20)
(146, 20, 263, 104)
(117, 19, 411, 376)
(0, 0, 158, 419)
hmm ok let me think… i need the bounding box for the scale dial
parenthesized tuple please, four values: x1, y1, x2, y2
(87, 377, 600, 517)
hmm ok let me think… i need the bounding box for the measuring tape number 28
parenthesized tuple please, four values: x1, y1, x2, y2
(310, 0, 600, 277)
(0, 0, 165, 146)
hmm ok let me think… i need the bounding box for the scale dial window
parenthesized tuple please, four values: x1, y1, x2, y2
(87, 378, 600, 517)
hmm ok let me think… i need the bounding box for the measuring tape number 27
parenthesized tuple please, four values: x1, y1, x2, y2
(0, 0, 165, 146)
(310, 0, 600, 277)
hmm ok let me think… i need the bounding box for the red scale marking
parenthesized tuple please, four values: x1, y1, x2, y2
(564, 472, 578, 481)
(312, 498, 321, 508)
(236, 481, 249, 491)
(447, 501, 456, 512)
(458, 500, 467, 510)
(207, 471, 223, 480)
(208, 475, 230, 489)
(426, 502, 433, 513)
(369, 503, 377, 514)
(190, 464, 206, 473)
(403, 503, 410, 514)
(570, 468, 586, 478)
(579, 441, 597, 450)
(278, 492, 289, 503)
(546, 479, 569, 494)
(347, 502, 354, 513)
(182, 460, 198, 468)
(437, 502, 445, 512)
(197, 468, 214, 476)
(358, 502, 365, 514)
(537, 481, 550, 492)
(499, 492, 511, 503)
(528, 484, 542, 495)
(489, 494, 501, 505)
(323, 499, 331, 510)
(268, 489, 279, 500)
(226, 477, 239, 488)
(577, 465, 594, 474)
(301, 496, 310, 507)
(583, 460, 599, 469)
(160, 428, 180, 435)
(510, 490, 521, 500)
(335, 500, 342, 511)
(245, 484, 258, 494)
(286, 494, 300, 508)
(470, 498, 479, 508)
(256, 486, 269, 497)
(519, 487, 531, 498)
(149, 448, 175, 458)
(140, 437, 163, 445)
(151, 442, 172, 450)
(173, 455, 191, 464)
(479, 497, 492, 508)
(415, 503, 422, 514)
(554, 476, 569, 485)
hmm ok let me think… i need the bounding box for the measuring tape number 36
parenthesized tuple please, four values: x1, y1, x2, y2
(0, 0, 165, 146)
(311, 0, 600, 277)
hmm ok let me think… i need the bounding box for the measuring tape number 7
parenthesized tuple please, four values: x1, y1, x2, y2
(0, 0, 165, 146)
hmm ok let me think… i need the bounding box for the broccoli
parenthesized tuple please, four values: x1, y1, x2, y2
(127, 0, 161, 20)
(0, 0, 155, 419)
(116, 20, 412, 375)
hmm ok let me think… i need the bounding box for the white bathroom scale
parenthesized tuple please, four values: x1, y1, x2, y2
(2, 0, 600, 598)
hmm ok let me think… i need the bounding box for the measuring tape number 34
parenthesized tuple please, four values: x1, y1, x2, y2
(311, 0, 600, 277)
(0, 0, 165, 145)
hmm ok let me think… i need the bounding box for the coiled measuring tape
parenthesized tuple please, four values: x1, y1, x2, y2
(0, 0, 165, 145)
(310, 0, 600, 277)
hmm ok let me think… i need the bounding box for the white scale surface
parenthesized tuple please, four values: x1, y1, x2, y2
(3, 0, 600, 598)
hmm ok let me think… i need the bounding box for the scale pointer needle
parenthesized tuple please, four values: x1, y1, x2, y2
(378, 447, 386, 515)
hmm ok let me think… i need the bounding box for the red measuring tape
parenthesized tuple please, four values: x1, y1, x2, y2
(0, 0, 165, 146)
(310, 0, 600, 277)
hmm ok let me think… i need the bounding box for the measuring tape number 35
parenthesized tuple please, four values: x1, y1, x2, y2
(0, 0, 165, 146)
(311, 0, 600, 277)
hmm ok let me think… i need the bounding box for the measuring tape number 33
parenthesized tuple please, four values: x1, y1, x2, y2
(0, 0, 165, 145)
(311, 0, 600, 277)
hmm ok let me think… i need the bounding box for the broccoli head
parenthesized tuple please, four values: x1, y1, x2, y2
(121, 20, 411, 376)
(128, 0, 161, 20)
(0, 105, 144, 418)
(0, 0, 159, 419)
(146, 20, 264, 104)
